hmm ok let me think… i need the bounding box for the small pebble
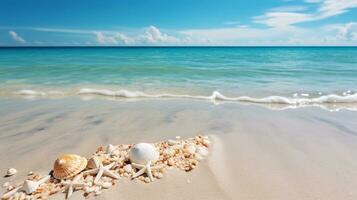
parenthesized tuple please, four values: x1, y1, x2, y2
(101, 176, 111, 182)
(94, 190, 102, 196)
(202, 139, 211, 147)
(8, 185, 14, 191)
(168, 158, 175, 166)
(84, 186, 96, 193)
(101, 182, 112, 189)
(123, 164, 133, 173)
(144, 177, 150, 183)
(167, 139, 179, 145)
(157, 173, 163, 179)
(186, 179, 191, 184)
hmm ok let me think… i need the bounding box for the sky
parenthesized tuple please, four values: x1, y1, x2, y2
(0, 0, 356, 46)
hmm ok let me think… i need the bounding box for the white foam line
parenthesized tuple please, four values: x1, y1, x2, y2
(15, 90, 46, 96)
(78, 88, 357, 105)
(13, 88, 357, 105)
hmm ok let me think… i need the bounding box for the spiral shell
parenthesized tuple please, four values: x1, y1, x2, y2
(53, 154, 87, 180)
(129, 143, 159, 165)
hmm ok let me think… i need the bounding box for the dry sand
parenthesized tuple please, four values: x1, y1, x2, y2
(1, 98, 357, 200)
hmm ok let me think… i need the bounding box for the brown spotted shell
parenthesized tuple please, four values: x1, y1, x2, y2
(53, 154, 87, 180)
(87, 156, 102, 169)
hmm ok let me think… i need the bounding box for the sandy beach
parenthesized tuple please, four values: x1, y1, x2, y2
(1, 98, 357, 200)
(1, 0, 357, 197)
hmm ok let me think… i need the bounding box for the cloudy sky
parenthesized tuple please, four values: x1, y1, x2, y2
(0, 0, 356, 46)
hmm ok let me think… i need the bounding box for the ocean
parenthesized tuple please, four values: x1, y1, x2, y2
(0, 47, 356, 107)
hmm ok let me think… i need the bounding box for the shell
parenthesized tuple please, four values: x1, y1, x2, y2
(196, 146, 209, 161)
(101, 182, 112, 189)
(167, 139, 179, 145)
(53, 154, 87, 180)
(84, 186, 96, 193)
(22, 175, 50, 194)
(184, 144, 196, 154)
(6, 168, 17, 176)
(22, 180, 39, 194)
(129, 143, 159, 165)
(106, 144, 116, 155)
(123, 164, 133, 173)
(87, 156, 102, 169)
(196, 146, 209, 156)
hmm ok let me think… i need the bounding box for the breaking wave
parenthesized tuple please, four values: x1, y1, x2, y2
(76, 88, 357, 104)
(14, 88, 357, 105)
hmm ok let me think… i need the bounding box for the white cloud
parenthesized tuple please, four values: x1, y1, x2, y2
(9, 31, 26, 43)
(269, 5, 307, 12)
(15, 26, 179, 45)
(94, 32, 134, 45)
(254, 12, 312, 27)
(327, 22, 357, 40)
(317, 0, 357, 18)
(115, 33, 135, 45)
(95, 32, 118, 45)
(180, 22, 357, 45)
(255, 0, 357, 27)
(141, 26, 180, 44)
(4, 19, 357, 46)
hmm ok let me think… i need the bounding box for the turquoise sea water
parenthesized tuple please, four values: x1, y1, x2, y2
(0, 47, 356, 104)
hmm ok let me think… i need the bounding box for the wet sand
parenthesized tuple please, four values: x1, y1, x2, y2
(1, 98, 357, 200)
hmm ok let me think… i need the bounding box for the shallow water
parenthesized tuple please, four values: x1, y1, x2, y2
(0, 47, 356, 103)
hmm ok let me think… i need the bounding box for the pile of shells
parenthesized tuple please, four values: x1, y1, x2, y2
(1, 135, 210, 199)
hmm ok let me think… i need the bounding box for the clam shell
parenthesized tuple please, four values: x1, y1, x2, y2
(53, 154, 87, 180)
(87, 156, 102, 169)
(129, 143, 159, 165)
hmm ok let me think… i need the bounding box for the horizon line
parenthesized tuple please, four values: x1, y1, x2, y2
(0, 45, 357, 48)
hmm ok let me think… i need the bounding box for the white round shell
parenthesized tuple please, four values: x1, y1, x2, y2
(129, 143, 159, 165)
(6, 168, 17, 176)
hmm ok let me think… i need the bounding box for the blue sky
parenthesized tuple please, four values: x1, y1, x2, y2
(0, 0, 356, 46)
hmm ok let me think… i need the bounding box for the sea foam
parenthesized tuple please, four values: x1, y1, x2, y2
(13, 88, 357, 105)
(77, 88, 357, 105)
